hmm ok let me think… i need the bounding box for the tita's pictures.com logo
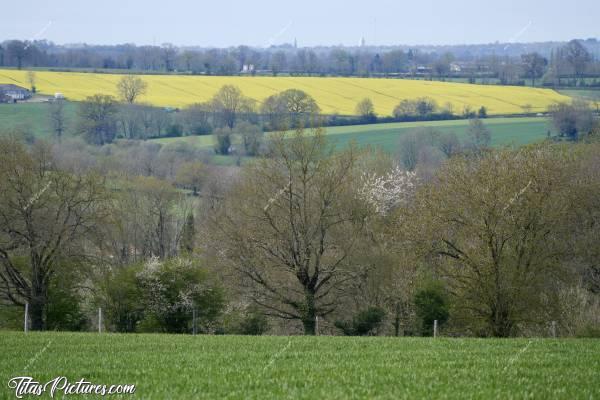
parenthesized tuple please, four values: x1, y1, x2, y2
(8, 376, 136, 398)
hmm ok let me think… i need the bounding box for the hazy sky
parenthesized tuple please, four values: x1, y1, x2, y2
(2, 0, 598, 47)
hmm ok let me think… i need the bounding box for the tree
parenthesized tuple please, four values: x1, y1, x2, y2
(180, 102, 213, 135)
(355, 98, 376, 123)
(414, 282, 449, 336)
(126, 176, 190, 259)
(407, 146, 578, 336)
(0, 137, 109, 330)
(261, 89, 320, 130)
(270, 51, 287, 76)
(210, 85, 255, 129)
(397, 133, 420, 171)
(209, 129, 371, 334)
(77, 94, 119, 145)
(549, 101, 594, 140)
(521, 52, 547, 87)
(116, 75, 148, 104)
(433, 52, 454, 79)
(335, 307, 386, 336)
(397, 128, 442, 171)
(477, 106, 487, 119)
(175, 161, 207, 195)
(438, 132, 461, 157)
(467, 118, 491, 151)
(48, 100, 67, 140)
(161, 43, 177, 71)
(27, 71, 37, 93)
(179, 213, 196, 254)
(564, 40, 591, 80)
(213, 127, 232, 155)
(6, 40, 27, 69)
(137, 257, 225, 333)
(235, 122, 264, 156)
(393, 97, 438, 119)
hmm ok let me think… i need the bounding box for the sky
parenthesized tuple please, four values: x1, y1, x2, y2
(2, 0, 598, 47)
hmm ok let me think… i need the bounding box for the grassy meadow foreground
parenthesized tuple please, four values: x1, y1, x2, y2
(0, 69, 569, 115)
(0, 332, 598, 399)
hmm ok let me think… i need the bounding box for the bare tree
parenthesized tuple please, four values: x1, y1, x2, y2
(355, 98, 376, 122)
(27, 70, 37, 93)
(48, 100, 66, 141)
(467, 118, 491, 151)
(116, 75, 148, 104)
(564, 40, 591, 81)
(521, 52, 547, 87)
(209, 129, 371, 334)
(210, 85, 255, 129)
(77, 94, 119, 145)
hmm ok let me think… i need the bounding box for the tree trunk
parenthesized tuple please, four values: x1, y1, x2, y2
(29, 286, 47, 331)
(490, 303, 513, 338)
(393, 302, 402, 337)
(301, 290, 316, 335)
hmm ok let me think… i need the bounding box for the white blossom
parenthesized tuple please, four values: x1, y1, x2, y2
(359, 167, 417, 215)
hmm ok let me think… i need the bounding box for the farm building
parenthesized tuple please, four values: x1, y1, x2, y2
(0, 84, 32, 102)
(0, 92, 11, 103)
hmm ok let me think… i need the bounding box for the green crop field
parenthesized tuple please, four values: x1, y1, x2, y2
(0, 101, 78, 138)
(0, 101, 553, 154)
(152, 117, 554, 152)
(558, 89, 600, 102)
(0, 332, 598, 399)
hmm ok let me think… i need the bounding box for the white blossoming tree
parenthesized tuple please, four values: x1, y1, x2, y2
(136, 257, 225, 333)
(358, 166, 417, 215)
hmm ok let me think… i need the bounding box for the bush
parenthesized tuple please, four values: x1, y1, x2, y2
(166, 124, 183, 137)
(214, 127, 232, 155)
(414, 282, 449, 336)
(335, 307, 386, 336)
(98, 263, 144, 333)
(478, 106, 487, 118)
(137, 257, 225, 333)
(222, 307, 270, 335)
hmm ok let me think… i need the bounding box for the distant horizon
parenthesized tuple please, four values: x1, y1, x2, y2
(4, 36, 598, 50)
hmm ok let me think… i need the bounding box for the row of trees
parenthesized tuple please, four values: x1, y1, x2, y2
(2, 39, 598, 84)
(70, 79, 489, 148)
(1, 113, 599, 336)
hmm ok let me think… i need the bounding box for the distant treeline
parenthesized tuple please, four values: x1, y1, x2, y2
(1, 38, 600, 86)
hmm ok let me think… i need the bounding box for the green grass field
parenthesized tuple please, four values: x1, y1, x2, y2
(558, 89, 600, 102)
(152, 117, 554, 152)
(0, 101, 79, 138)
(0, 332, 598, 399)
(0, 101, 553, 155)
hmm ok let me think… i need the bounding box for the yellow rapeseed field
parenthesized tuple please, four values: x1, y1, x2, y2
(0, 69, 569, 115)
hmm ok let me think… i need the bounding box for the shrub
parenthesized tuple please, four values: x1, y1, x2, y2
(414, 282, 449, 336)
(137, 257, 225, 333)
(335, 307, 386, 336)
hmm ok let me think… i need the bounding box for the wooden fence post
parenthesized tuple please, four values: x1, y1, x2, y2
(24, 303, 29, 333)
(433, 320, 438, 338)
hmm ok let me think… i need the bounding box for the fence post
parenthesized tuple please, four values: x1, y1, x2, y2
(24, 303, 29, 333)
(551, 321, 557, 338)
(433, 320, 438, 338)
(98, 308, 102, 333)
(315, 316, 319, 336)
